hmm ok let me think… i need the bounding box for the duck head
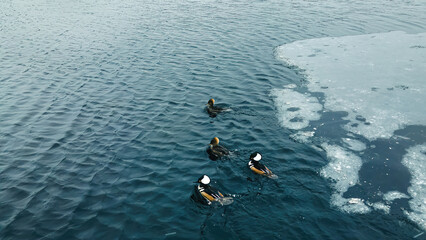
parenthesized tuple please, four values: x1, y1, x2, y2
(210, 137, 219, 146)
(197, 175, 211, 185)
(207, 98, 215, 107)
(250, 152, 262, 161)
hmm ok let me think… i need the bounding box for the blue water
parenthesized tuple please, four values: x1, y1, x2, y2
(1, 0, 425, 239)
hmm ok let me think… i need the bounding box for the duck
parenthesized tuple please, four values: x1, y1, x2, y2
(206, 98, 225, 117)
(248, 152, 278, 179)
(194, 175, 233, 205)
(206, 137, 229, 160)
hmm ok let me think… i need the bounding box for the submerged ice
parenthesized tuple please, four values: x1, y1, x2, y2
(274, 31, 426, 230)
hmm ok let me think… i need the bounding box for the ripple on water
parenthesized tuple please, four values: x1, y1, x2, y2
(1, 0, 426, 239)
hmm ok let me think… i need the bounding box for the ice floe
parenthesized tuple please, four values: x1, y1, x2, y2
(275, 31, 426, 141)
(320, 143, 370, 213)
(342, 138, 366, 152)
(271, 87, 322, 130)
(274, 31, 426, 229)
(402, 144, 426, 230)
(290, 131, 315, 143)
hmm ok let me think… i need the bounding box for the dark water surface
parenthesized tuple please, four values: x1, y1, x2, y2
(1, 0, 425, 239)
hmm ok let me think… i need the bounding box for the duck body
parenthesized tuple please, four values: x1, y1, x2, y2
(248, 152, 278, 179)
(248, 160, 274, 177)
(193, 175, 233, 206)
(207, 144, 229, 160)
(206, 137, 229, 160)
(194, 183, 224, 205)
(206, 105, 225, 117)
(206, 99, 226, 117)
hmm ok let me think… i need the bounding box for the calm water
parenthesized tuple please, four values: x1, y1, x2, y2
(1, 0, 425, 239)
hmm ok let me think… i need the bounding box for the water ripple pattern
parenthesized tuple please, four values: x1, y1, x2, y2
(1, 0, 426, 239)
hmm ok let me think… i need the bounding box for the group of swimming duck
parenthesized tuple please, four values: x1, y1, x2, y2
(193, 99, 277, 206)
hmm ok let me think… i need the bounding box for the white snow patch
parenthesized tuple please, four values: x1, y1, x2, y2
(370, 202, 391, 214)
(331, 194, 371, 214)
(383, 191, 410, 202)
